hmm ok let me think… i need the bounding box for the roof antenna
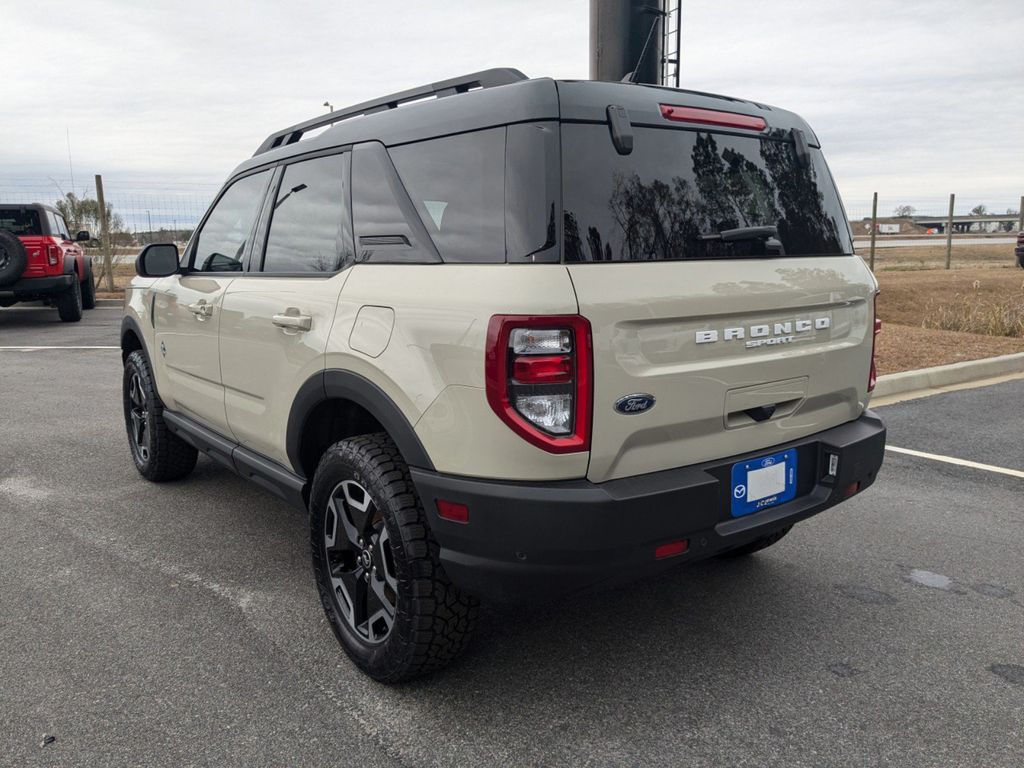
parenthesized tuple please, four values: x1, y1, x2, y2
(622, 5, 667, 84)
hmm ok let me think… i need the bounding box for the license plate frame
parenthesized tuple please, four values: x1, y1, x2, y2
(730, 448, 798, 518)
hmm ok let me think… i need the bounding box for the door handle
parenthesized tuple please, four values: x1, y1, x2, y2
(272, 310, 312, 332)
(187, 300, 214, 319)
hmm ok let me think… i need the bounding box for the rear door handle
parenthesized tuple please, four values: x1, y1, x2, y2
(272, 310, 312, 332)
(187, 300, 214, 319)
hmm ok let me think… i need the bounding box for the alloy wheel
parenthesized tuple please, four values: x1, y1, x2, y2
(323, 479, 399, 643)
(127, 372, 150, 462)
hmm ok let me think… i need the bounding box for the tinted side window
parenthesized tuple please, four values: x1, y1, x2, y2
(262, 153, 354, 273)
(390, 128, 505, 263)
(0, 209, 42, 235)
(49, 212, 70, 239)
(351, 142, 439, 264)
(193, 171, 271, 272)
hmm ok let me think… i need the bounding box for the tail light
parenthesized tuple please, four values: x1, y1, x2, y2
(485, 315, 592, 453)
(46, 240, 61, 266)
(660, 104, 766, 131)
(868, 294, 882, 392)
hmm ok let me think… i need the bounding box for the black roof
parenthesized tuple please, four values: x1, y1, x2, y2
(0, 203, 61, 215)
(230, 70, 819, 179)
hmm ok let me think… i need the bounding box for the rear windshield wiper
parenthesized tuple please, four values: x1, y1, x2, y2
(699, 225, 785, 255)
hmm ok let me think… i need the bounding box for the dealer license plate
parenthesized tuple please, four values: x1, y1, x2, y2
(730, 449, 797, 518)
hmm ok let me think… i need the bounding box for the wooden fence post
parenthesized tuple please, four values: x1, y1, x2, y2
(944, 193, 955, 270)
(869, 192, 878, 271)
(95, 174, 114, 292)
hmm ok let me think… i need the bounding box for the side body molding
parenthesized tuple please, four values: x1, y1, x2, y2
(286, 369, 435, 476)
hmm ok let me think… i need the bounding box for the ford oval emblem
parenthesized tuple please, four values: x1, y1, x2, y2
(614, 393, 656, 415)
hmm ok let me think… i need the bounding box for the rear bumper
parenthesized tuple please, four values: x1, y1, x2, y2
(0, 274, 74, 300)
(411, 411, 886, 602)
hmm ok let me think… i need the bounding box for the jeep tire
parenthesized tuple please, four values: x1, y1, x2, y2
(0, 229, 28, 287)
(309, 433, 478, 682)
(717, 525, 792, 559)
(56, 276, 83, 322)
(123, 350, 198, 481)
(81, 258, 97, 310)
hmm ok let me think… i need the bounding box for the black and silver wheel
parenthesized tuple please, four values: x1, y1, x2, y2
(122, 350, 197, 482)
(310, 433, 477, 682)
(323, 479, 400, 644)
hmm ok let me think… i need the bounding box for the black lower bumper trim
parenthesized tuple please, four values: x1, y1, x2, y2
(0, 274, 74, 300)
(411, 412, 886, 602)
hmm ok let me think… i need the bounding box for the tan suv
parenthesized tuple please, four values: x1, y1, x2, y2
(120, 69, 886, 681)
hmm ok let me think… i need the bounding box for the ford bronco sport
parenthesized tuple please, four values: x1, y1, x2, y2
(121, 69, 886, 682)
(0, 203, 95, 320)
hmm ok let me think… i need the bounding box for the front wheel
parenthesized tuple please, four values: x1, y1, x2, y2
(309, 433, 478, 682)
(81, 259, 97, 310)
(56, 277, 83, 322)
(122, 350, 197, 481)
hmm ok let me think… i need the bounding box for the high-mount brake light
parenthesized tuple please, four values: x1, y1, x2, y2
(485, 315, 592, 453)
(659, 104, 766, 132)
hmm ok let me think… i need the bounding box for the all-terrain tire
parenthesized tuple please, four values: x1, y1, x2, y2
(0, 229, 28, 287)
(56, 276, 83, 322)
(310, 433, 478, 683)
(81, 258, 96, 310)
(716, 525, 792, 559)
(123, 350, 198, 482)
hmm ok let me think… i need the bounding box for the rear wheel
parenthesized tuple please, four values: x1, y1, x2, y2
(717, 525, 792, 558)
(81, 259, 96, 310)
(123, 350, 198, 481)
(310, 433, 478, 682)
(56, 277, 83, 322)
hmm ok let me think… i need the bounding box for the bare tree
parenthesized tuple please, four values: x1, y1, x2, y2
(892, 204, 916, 217)
(970, 204, 988, 216)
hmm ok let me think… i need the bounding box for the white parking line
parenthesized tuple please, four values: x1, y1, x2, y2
(0, 345, 120, 351)
(886, 446, 1024, 479)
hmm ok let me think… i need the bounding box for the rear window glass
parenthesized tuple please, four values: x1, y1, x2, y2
(390, 128, 506, 263)
(562, 124, 852, 262)
(0, 209, 42, 236)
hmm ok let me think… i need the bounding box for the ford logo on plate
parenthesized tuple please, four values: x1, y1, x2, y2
(614, 393, 656, 415)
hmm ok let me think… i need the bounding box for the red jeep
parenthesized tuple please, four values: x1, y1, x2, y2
(0, 203, 96, 321)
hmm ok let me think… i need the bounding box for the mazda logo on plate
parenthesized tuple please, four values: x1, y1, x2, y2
(614, 394, 656, 415)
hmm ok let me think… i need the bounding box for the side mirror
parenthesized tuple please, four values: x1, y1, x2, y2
(136, 243, 180, 278)
(75, 230, 91, 242)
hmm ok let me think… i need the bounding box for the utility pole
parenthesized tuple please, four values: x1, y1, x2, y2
(869, 192, 878, 271)
(95, 174, 114, 292)
(944, 193, 955, 270)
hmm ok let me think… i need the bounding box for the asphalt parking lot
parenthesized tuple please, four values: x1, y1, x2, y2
(2, 306, 1022, 767)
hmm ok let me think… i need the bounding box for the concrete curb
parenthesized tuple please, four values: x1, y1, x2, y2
(874, 352, 1024, 398)
(95, 299, 123, 308)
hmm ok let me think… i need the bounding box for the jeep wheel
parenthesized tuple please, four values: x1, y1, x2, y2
(717, 525, 792, 559)
(56, 277, 83, 322)
(81, 259, 97, 310)
(123, 350, 198, 481)
(0, 230, 28, 287)
(310, 433, 478, 682)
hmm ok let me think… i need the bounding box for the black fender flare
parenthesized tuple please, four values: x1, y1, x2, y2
(287, 370, 435, 476)
(121, 315, 150, 361)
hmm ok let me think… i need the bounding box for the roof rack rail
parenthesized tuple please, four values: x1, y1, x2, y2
(253, 67, 529, 156)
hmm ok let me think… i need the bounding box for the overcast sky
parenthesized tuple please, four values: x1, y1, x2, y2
(2, 0, 1022, 220)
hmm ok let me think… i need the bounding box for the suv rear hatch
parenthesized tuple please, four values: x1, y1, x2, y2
(557, 83, 877, 483)
(0, 206, 53, 278)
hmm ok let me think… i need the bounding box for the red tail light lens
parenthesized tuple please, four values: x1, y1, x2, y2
(46, 240, 61, 266)
(485, 315, 592, 453)
(659, 104, 766, 131)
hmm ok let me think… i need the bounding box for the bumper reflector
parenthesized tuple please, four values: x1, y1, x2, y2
(436, 500, 470, 524)
(655, 539, 689, 560)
